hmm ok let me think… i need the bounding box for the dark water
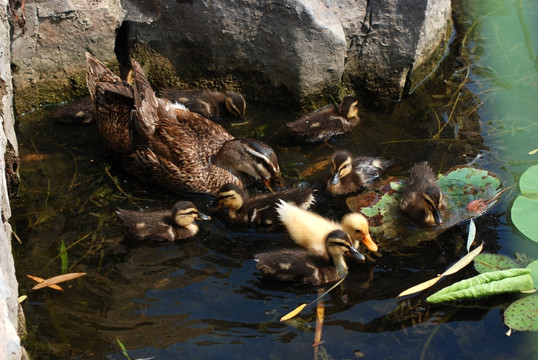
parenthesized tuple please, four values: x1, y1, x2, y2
(11, 1, 538, 359)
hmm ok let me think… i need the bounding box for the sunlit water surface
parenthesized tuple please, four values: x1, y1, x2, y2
(11, 1, 538, 359)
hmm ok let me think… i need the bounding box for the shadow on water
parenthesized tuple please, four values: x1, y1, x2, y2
(11, 1, 538, 359)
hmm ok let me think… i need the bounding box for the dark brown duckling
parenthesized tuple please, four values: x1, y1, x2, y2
(400, 162, 444, 226)
(117, 201, 211, 241)
(255, 229, 365, 286)
(286, 96, 360, 144)
(160, 88, 246, 120)
(327, 150, 393, 195)
(51, 97, 95, 124)
(216, 183, 315, 227)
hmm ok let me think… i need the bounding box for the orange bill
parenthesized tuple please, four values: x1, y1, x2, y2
(362, 233, 378, 252)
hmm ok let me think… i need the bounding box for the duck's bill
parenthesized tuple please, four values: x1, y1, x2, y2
(330, 172, 340, 185)
(348, 246, 366, 262)
(196, 212, 211, 221)
(362, 233, 378, 252)
(433, 208, 443, 225)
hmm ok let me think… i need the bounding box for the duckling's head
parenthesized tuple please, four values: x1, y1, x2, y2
(326, 230, 365, 277)
(172, 201, 211, 227)
(338, 96, 360, 120)
(225, 92, 246, 118)
(216, 138, 284, 192)
(329, 151, 353, 185)
(216, 183, 246, 211)
(422, 185, 443, 225)
(340, 213, 378, 252)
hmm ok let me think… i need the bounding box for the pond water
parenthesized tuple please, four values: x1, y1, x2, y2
(11, 1, 538, 359)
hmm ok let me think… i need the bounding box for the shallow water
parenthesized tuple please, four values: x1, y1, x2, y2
(11, 1, 538, 359)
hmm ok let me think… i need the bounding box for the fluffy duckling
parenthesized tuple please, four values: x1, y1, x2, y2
(286, 96, 360, 143)
(276, 200, 378, 254)
(216, 183, 315, 227)
(117, 201, 210, 241)
(327, 150, 393, 195)
(255, 230, 365, 286)
(86, 52, 284, 195)
(160, 88, 246, 119)
(400, 162, 444, 226)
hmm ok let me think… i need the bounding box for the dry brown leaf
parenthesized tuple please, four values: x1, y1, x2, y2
(396, 276, 442, 298)
(27, 274, 63, 291)
(441, 242, 484, 276)
(301, 159, 330, 177)
(31, 272, 87, 290)
(23, 154, 50, 161)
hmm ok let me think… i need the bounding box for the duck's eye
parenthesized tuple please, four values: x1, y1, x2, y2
(355, 229, 362, 234)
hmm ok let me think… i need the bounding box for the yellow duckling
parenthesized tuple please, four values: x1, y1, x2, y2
(400, 161, 444, 226)
(286, 96, 360, 143)
(216, 183, 315, 227)
(255, 229, 365, 286)
(276, 200, 378, 254)
(327, 150, 393, 195)
(117, 201, 211, 241)
(160, 88, 246, 120)
(86, 52, 283, 195)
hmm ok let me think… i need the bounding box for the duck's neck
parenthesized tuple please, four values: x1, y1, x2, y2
(332, 255, 348, 279)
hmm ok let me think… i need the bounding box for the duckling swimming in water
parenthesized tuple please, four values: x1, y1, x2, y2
(255, 229, 365, 286)
(216, 183, 315, 227)
(286, 96, 360, 144)
(400, 162, 444, 226)
(327, 150, 393, 195)
(160, 89, 246, 120)
(276, 200, 378, 254)
(117, 201, 210, 241)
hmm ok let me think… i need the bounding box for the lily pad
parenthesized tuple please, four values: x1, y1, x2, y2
(527, 260, 538, 289)
(473, 254, 519, 274)
(519, 165, 538, 199)
(504, 295, 538, 332)
(426, 268, 535, 303)
(511, 195, 538, 243)
(347, 166, 503, 249)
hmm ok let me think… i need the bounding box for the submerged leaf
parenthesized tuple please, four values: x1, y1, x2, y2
(27, 274, 63, 291)
(60, 239, 68, 274)
(474, 254, 519, 274)
(31, 272, 87, 290)
(426, 268, 535, 303)
(504, 295, 538, 332)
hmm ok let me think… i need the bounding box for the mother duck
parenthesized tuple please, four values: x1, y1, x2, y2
(86, 53, 283, 195)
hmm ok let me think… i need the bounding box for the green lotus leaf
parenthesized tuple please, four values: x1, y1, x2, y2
(347, 166, 503, 249)
(519, 165, 538, 199)
(504, 295, 538, 332)
(426, 268, 535, 303)
(527, 260, 538, 289)
(511, 196, 538, 242)
(473, 253, 519, 274)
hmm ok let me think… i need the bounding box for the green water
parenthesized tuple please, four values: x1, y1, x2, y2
(10, 1, 538, 359)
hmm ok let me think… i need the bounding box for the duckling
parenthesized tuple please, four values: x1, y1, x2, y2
(327, 150, 393, 195)
(255, 230, 365, 286)
(276, 200, 378, 254)
(86, 52, 283, 195)
(51, 97, 95, 124)
(286, 96, 360, 144)
(160, 88, 246, 120)
(400, 162, 444, 226)
(117, 201, 211, 241)
(216, 183, 315, 227)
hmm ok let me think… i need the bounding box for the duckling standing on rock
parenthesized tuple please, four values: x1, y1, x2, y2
(400, 162, 444, 226)
(286, 96, 360, 144)
(216, 183, 315, 227)
(327, 150, 393, 195)
(117, 201, 211, 241)
(160, 89, 246, 120)
(85, 52, 283, 195)
(276, 200, 378, 254)
(255, 229, 365, 286)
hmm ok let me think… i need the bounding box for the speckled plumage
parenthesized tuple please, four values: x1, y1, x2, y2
(216, 183, 315, 227)
(161, 88, 246, 119)
(400, 162, 444, 226)
(85, 52, 283, 195)
(327, 150, 393, 195)
(117, 201, 210, 241)
(287, 96, 360, 143)
(255, 230, 365, 286)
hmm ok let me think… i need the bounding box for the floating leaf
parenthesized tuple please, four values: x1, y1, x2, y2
(426, 268, 535, 303)
(527, 260, 538, 289)
(519, 165, 538, 198)
(18, 295, 27, 303)
(504, 295, 538, 332)
(396, 276, 442, 298)
(473, 254, 519, 274)
(280, 304, 308, 322)
(31, 272, 87, 290)
(27, 274, 63, 291)
(529, 149, 538, 155)
(347, 166, 502, 249)
(511, 196, 538, 242)
(466, 219, 476, 253)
